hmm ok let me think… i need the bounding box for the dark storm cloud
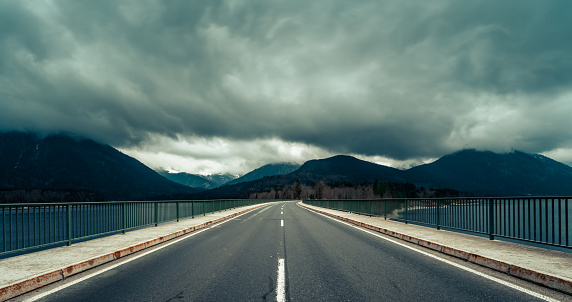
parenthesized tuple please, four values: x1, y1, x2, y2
(2, 0, 572, 161)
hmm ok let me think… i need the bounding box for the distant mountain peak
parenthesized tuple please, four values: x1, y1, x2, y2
(329, 154, 358, 159)
(157, 171, 216, 189)
(299, 155, 363, 167)
(295, 154, 405, 184)
(202, 173, 240, 186)
(226, 162, 300, 186)
(446, 149, 491, 156)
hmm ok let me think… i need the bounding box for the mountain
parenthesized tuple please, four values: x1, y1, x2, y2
(405, 149, 572, 196)
(157, 171, 239, 189)
(294, 155, 405, 184)
(226, 163, 301, 185)
(0, 132, 198, 201)
(158, 171, 215, 189)
(198, 151, 572, 199)
(194, 155, 409, 199)
(202, 173, 239, 187)
(4, 131, 570, 201)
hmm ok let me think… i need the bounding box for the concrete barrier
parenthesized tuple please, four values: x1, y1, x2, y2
(0, 270, 63, 301)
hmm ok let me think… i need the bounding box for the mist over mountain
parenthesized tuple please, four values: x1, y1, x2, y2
(202, 174, 240, 187)
(226, 163, 301, 186)
(157, 171, 238, 189)
(0, 132, 197, 201)
(157, 171, 214, 189)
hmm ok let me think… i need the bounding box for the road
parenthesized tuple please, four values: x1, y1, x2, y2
(22, 201, 566, 301)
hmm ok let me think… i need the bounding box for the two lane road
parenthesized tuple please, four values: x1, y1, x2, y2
(26, 202, 558, 301)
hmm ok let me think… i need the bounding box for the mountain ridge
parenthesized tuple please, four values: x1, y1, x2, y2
(158, 171, 216, 189)
(405, 149, 572, 196)
(3, 131, 572, 201)
(0, 132, 197, 201)
(194, 155, 414, 199)
(226, 163, 301, 186)
(196, 150, 572, 198)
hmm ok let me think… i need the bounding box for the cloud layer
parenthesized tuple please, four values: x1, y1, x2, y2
(2, 0, 572, 171)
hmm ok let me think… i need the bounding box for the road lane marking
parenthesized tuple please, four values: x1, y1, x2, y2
(24, 209, 256, 302)
(257, 206, 271, 214)
(277, 258, 286, 302)
(281, 220, 284, 227)
(304, 207, 559, 302)
(240, 205, 272, 222)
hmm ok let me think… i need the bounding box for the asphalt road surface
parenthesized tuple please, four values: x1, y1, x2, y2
(22, 201, 567, 302)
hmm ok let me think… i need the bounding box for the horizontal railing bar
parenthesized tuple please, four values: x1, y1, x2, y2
(0, 199, 266, 207)
(0, 240, 69, 257)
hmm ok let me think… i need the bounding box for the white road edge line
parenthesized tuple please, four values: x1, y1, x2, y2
(277, 258, 286, 302)
(303, 206, 559, 302)
(24, 208, 260, 302)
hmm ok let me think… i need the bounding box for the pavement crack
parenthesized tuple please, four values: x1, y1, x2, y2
(262, 275, 275, 301)
(164, 291, 185, 301)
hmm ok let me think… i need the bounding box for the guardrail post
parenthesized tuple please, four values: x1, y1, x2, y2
(566, 198, 569, 247)
(369, 200, 372, 216)
(436, 199, 441, 230)
(122, 202, 126, 234)
(176, 201, 180, 222)
(384, 200, 387, 220)
(154, 202, 159, 227)
(67, 204, 72, 246)
(405, 199, 408, 224)
(489, 198, 495, 240)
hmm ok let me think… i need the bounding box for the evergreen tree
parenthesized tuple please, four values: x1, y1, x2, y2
(294, 179, 302, 199)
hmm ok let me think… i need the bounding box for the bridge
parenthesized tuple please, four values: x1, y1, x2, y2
(1, 199, 571, 301)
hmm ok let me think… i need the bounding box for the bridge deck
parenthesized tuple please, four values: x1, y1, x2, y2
(0, 203, 271, 301)
(299, 202, 572, 294)
(1, 201, 571, 300)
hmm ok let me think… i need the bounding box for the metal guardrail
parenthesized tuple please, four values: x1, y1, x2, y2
(1, 199, 272, 257)
(303, 197, 571, 249)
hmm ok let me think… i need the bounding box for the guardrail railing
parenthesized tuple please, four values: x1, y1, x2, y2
(303, 197, 571, 249)
(1, 199, 271, 257)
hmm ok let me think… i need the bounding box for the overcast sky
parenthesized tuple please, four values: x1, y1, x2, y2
(2, 1, 572, 175)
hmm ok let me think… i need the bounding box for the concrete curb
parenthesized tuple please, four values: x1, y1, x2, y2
(298, 202, 572, 295)
(0, 203, 269, 301)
